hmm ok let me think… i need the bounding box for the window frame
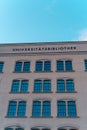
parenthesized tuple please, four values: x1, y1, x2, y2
(14, 61, 30, 72)
(7, 100, 27, 117)
(35, 60, 51, 72)
(32, 100, 51, 117)
(0, 61, 4, 73)
(56, 60, 73, 72)
(57, 100, 77, 118)
(33, 79, 51, 93)
(11, 79, 29, 93)
(57, 79, 75, 93)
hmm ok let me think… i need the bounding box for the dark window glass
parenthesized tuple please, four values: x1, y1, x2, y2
(44, 61, 51, 71)
(43, 80, 51, 92)
(36, 61, 43, 72)
(66, 80, 74, 92)
(42, 101, 51, 117)
(57, 101, 66, 117)
(23, 62, 30, 72)
(85, 60, 87, 70)
(57, 61, 64, 71)
(11, 80, 20, 92)
(20, 80, 28, 92)
(0, 62, 4, 72)
(5, 128, 13, 130)
(15, 62, 22, 72)
(57, 80, 65, 92)
(34, 80, 42, 92)
(65, 61, 72, 71)
(68, 101, 77, 117)
(17, 101, 26, 117)
(32, 101, 41, 117)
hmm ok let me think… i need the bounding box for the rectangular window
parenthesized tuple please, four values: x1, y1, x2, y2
(7, 101, 17, 117)
(7, 101, 26, 117)
(11, 80, 29, 93)
(36, 61, 43, 72)
(34, 80, 42, 92)
(23, 62, 30, 72)
(32, 101, 41, 117)
(57, 101, 66, 117)
(43, 80, 51, 92)
(65, 61, 72, 71)
(44, 61, 51, 71)
(57, 80, 65, 92)
(42, 101, 51, 117)
(68, 101, 77, 117)
(85, 60, 87, 70)
(0, 62, 4, 72)
(57, 61, 64, 71)
(17, 101, 26, 117)
(15, 62, 22, 72)
(32, 101, 51, 117)
(66, 80, 74, 92)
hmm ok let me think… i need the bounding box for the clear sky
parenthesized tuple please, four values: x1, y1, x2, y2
(0, 0, 87, 43)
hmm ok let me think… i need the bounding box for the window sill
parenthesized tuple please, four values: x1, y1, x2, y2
(13, 71, 32, 73)
(56, 91, 77, 93)
(34, 71, 53, 73)
(56, 70, 75, 72)
(31, 116, 53, 118)
(56, 116, 80, 118)
(9, 92, 29, 94)
(5, 116, 27, 118)
(32, 92, 53, 93)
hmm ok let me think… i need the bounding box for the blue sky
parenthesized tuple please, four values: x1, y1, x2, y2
(0, 0, 87, 43)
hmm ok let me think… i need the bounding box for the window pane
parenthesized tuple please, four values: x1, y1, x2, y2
(42, 101, 51, 117)
(0, 62, 4, 72)
(15, 62, 22, 72)
(36, 61, 43, 71)
(32, 101, 41, 117)
(44, 61, 51, 71)
(57, 80, 65, 92)
(57, 101, 66, 117)
(23, 62, 30, 72)
(31, 128, 39, 130)
(5, 128, 13, 130)
(43, 80, 51, 92)
(11, 80, 20, 92)
(20, 80, 28, 92)
(85, 60, 87, 70)
(17, 101, 26, 117)
(16, 128, 24, 130)
(68, 101, 77, 117)
(7, 101, 17, 117)
(65, 61, 72, 71)
(57, 61, 64, 71)
(66, 80, 74, 92)
(34, 80, 42, 92)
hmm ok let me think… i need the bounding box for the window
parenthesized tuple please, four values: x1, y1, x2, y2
(34, 80, 51, 92)
(14, 61, 30, 72)
(5, 127, 24, 130)
(35, 61, 51, 72)
(11, 80, 29, 93)
(57, 79, 75, 92)
(0, 62, 4, 72)
(32, 101, 51, 117)
(57, 60, 73, 71)
(31, 128, 50, 130)
(84, 60, 87, 70)
(7, 101, 26, 117)
(58, 126, 78, 130)
(57, 100, 77, 117)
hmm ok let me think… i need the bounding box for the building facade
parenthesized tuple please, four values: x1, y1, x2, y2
(0, 41, 87, 130)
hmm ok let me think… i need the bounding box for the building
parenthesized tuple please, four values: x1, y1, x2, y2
(0, 41, 87, 130)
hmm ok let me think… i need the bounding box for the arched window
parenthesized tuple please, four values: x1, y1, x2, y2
(31, 127, 50, 130)
(5, 126, 24, 130)
(58, 126, 78, 130)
